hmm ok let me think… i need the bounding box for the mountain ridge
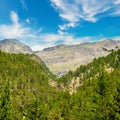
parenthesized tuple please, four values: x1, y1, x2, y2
(36, 39, 120, 76)
(0, 39, 33, 54)
(0, 38, 120, 76)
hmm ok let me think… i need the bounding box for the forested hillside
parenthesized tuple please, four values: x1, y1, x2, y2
(0, 50, 58, 119)
(0, 50, 120, 120)
(59, 49, 120, 88)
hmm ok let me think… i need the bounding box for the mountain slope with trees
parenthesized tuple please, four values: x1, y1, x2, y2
(58, 49, 120, 87)
(0, 50, 57, 119)
(57, 49, 120, 119)
(0, 49, 120, 119)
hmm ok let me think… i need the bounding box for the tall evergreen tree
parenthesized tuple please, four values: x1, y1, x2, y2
(0, 78, 13, 120)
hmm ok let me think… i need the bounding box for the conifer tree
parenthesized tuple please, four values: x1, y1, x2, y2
(0, 79, 13, 120)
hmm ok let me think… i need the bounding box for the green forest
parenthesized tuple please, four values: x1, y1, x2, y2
(0, 49, 120, 120)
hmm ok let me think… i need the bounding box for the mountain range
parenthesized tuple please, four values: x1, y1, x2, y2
(0, 39, 120, 119)
(0, 38, 120, 76)
(36, 39, 120, 76)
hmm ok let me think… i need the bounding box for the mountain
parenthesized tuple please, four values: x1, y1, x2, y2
(0, 39, 33, 54)
(36, 39, 120, 76)
(0, 49, 120, 120)
(0, 38, 120, 76)
(58, 49, 120, 94)
(57, 49, 120, 119)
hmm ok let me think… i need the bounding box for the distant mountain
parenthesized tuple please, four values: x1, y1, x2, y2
(1, 38, 120, 76)
(35, 39, 120, 76)
(0, 39, 33, 54)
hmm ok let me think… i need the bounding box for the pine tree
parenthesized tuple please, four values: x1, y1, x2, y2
(0, 79, 13, 120)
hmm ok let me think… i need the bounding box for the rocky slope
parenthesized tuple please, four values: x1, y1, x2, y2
(0, 38, 120, 76)
(35, 39, 120, 76)
(0, 39, 33, 54)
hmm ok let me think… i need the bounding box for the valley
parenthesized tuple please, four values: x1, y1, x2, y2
(0, 39, 120, 119)
(0, 39, 120, 76)
(1, 1, 120, 119)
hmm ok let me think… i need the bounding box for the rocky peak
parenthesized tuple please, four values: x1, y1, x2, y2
(0, 39, 33, 54)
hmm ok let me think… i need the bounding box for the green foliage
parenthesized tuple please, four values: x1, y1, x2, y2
(0, 49, 120, 119)
(0, 50, 57, 119)
(58, 49, 120, 119)
(0, 78, 13, 120)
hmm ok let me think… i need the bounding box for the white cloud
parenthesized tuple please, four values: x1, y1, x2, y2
(20, 0, 28, 12)
(58, 30, 65, 35)
(59, 22, 77, 31)
(31, 34, 78, 51)
(0, 11, 107, 51)
(31, 33, 106, 51)
(114, 0, 120, 4)
(0, 11, 37, 39)
(0, 11, 82, 51)
(26, 18, 30, 24)
(32, 45, 52, 51)
(10, 11, 19, 24)
(50, 0, 120, 31)
(0, 10, 119, 51)
(111, 36, 120, 40)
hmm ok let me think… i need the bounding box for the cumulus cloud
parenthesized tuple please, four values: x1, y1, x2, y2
(0, 11, 37, 39)
(50, 0, 120, 31)
(10, 11, 19, 24)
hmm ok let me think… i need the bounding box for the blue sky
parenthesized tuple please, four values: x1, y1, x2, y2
(0, 0, 120, 50)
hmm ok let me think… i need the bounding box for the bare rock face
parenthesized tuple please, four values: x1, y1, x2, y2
(0, 39, 33, 54)
(35, 39, 120, 76)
